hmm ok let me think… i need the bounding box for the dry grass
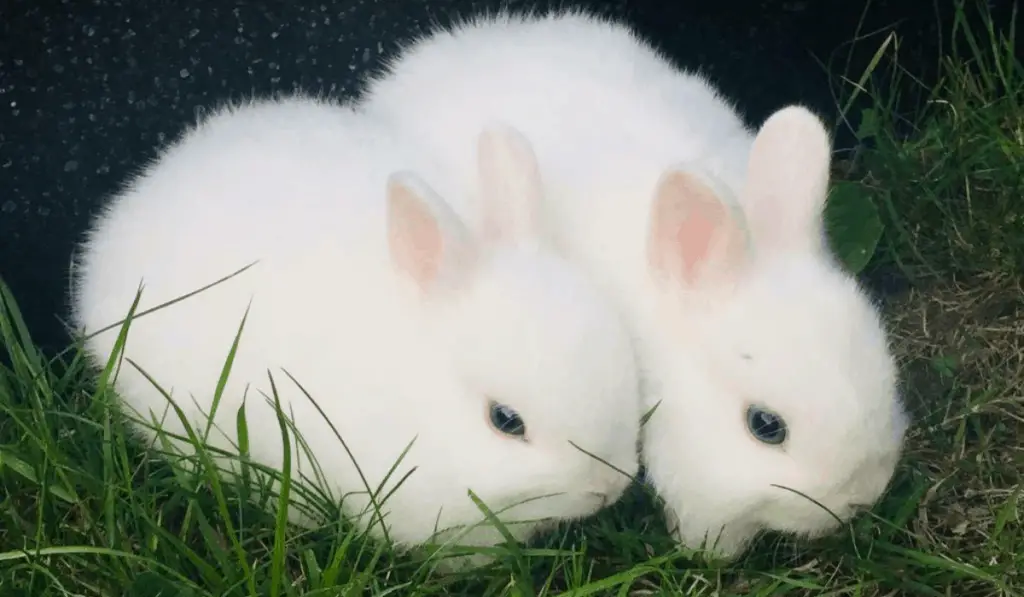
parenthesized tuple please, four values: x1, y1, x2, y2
(882, 274, 1024, 592)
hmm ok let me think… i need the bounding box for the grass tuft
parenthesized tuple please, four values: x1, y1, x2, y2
(841, 1, 1024, 282)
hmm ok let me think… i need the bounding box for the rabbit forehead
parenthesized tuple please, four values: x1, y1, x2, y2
(720, 256, 899, 420)
(687, 256, 904, 486)
(737, 264, 893, 406)
(441, 248, 641, 448)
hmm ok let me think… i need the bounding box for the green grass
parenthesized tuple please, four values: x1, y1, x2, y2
(828, 0, 1024, 283)
(2, 2, 1023, 595)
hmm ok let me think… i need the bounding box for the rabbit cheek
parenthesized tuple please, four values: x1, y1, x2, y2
(457, 428, 535, 489)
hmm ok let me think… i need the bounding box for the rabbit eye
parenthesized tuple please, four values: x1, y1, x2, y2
(746, 405, 787, 445)
(488, 401, 526, 438)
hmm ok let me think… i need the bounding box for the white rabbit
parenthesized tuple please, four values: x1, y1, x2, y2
(358, 10, 909, 559)
(69, 94, 642, 570)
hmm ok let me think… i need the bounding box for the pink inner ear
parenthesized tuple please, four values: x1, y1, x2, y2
(650, 170, 738, 287)
(676, 203, 721, 283)
(388, 184, 445, 289)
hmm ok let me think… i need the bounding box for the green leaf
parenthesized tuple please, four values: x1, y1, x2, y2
(825, 180, 885, 274)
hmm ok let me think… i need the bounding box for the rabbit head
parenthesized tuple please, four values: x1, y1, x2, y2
(379, 124, 642, 553)
(637, 106, 908, 559)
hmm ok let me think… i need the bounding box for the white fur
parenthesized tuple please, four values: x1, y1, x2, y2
(69, 95, 642, 569)
(359, 11, 909, 559)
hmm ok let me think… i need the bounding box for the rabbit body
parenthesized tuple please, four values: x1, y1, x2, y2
(70, 95, 642, 566)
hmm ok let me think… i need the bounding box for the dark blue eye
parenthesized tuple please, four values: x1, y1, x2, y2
(489, 402, 526, 438)
(746, 406, 787, 445)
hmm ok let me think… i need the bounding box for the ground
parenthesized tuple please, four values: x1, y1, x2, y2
(1, 3, 1021, 596)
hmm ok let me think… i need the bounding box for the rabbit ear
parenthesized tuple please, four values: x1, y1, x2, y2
(743, 105, 832, 254)
(386, 171, 477, 292)
(475, 123, 543, 245)
(646, 168, 750, 290)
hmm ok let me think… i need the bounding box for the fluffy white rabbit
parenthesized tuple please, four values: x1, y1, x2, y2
(69, 94, 642, 569)
(358, 10, 909, 559)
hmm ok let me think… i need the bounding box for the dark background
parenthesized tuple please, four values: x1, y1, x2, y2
(0, 0, 1018, 352)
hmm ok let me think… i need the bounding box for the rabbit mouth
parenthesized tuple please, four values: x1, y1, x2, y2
(766, 505, 849, 537)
